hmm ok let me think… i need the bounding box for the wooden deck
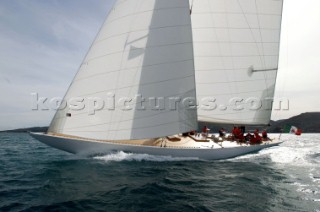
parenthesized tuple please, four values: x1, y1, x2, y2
(47, 132, 277, 149)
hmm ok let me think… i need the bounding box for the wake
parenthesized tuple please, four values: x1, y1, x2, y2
(93, 151, 199, 163)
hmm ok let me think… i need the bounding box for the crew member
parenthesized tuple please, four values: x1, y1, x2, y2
(202, 126, 210, 138)
(219, 128, 226, 137)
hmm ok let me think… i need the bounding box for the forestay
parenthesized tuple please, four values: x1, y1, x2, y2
(191, 0, 283, 125)
(48, 0, 198, 140)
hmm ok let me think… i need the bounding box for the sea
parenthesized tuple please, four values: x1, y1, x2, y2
(0, 133, 319, 212)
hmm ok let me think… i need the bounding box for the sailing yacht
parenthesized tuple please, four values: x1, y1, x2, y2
(31, 0, 284, 160)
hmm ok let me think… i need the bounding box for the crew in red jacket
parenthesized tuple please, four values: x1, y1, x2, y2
(254, 129, 262, 144)
(232, 127, 242, 139)
(262, 130, 268, 139)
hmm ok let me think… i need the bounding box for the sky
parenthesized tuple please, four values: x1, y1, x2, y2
(0, 0, 319, 131)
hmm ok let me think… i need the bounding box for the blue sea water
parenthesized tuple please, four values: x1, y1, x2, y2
(0, 133, 319, 211)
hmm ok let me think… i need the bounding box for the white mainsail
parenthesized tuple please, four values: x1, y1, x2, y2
(191, 0, 283, 125)
(48, 0, 198, 140)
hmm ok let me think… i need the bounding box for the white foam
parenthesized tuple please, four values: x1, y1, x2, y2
(268, 147, 313, 166)
(229, 134, 320, 168)
(94, 151, 199, 163)
(297, 188, 315, 194)
(266, 135, 319, 167)
(292, 182, 309, 187)
(228, 146, 281, 162)
(309, 172, 320, 183)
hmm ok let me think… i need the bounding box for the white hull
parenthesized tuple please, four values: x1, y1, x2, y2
(30, 133, 282, 160)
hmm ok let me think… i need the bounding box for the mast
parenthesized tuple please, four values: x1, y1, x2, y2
(191, 0, 284, 125)
(48, 0, 198, 140)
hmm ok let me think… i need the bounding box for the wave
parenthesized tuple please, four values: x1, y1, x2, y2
(93, 151, 199, 163)
(230, 135, 320, 167)
(233, 134, 320, 205)
(233, 146, 315, 167)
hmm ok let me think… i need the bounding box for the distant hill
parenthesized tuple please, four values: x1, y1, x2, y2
(0, 127, 48, 133)
(269, 112, 320, 133)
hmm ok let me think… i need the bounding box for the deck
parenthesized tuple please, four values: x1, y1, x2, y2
(47, 133, 276, 150)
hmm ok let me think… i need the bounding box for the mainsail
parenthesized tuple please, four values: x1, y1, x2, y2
(191, 0, 283, 125)
(48, 0, 198, 140)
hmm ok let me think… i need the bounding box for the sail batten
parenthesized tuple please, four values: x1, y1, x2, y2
(191, 0, 283, 125)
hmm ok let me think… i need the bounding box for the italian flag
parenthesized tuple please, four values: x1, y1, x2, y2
(284, 125, 302, 136)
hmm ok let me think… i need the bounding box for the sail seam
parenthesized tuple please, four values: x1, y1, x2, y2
(85, 41, 193, 63)
(62, 118, 194, 133)
(70, 75, 194, 99)
(96, 24, 191, 45)
(54, 89, 196, 122)
(59, 110, 191, 132)
(197, 78, 276, 85)
(194, 54, 279, 58)
(197, 89, 272, 97)
(192, 27, 280, 30)
(194, 41, 279, 44)
(95, 26, 279, 48)
(75, 59, 194, 82)
(192, 12, 281, 16)
(196, 67, 275, 72)
(104, 6, 190, 27)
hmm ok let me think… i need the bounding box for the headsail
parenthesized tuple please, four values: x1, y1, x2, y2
(191, 0, 283, 125)
(48, 0, 198, 140)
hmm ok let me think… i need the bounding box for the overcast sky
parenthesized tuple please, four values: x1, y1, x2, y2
(0, 0, 319, 130)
